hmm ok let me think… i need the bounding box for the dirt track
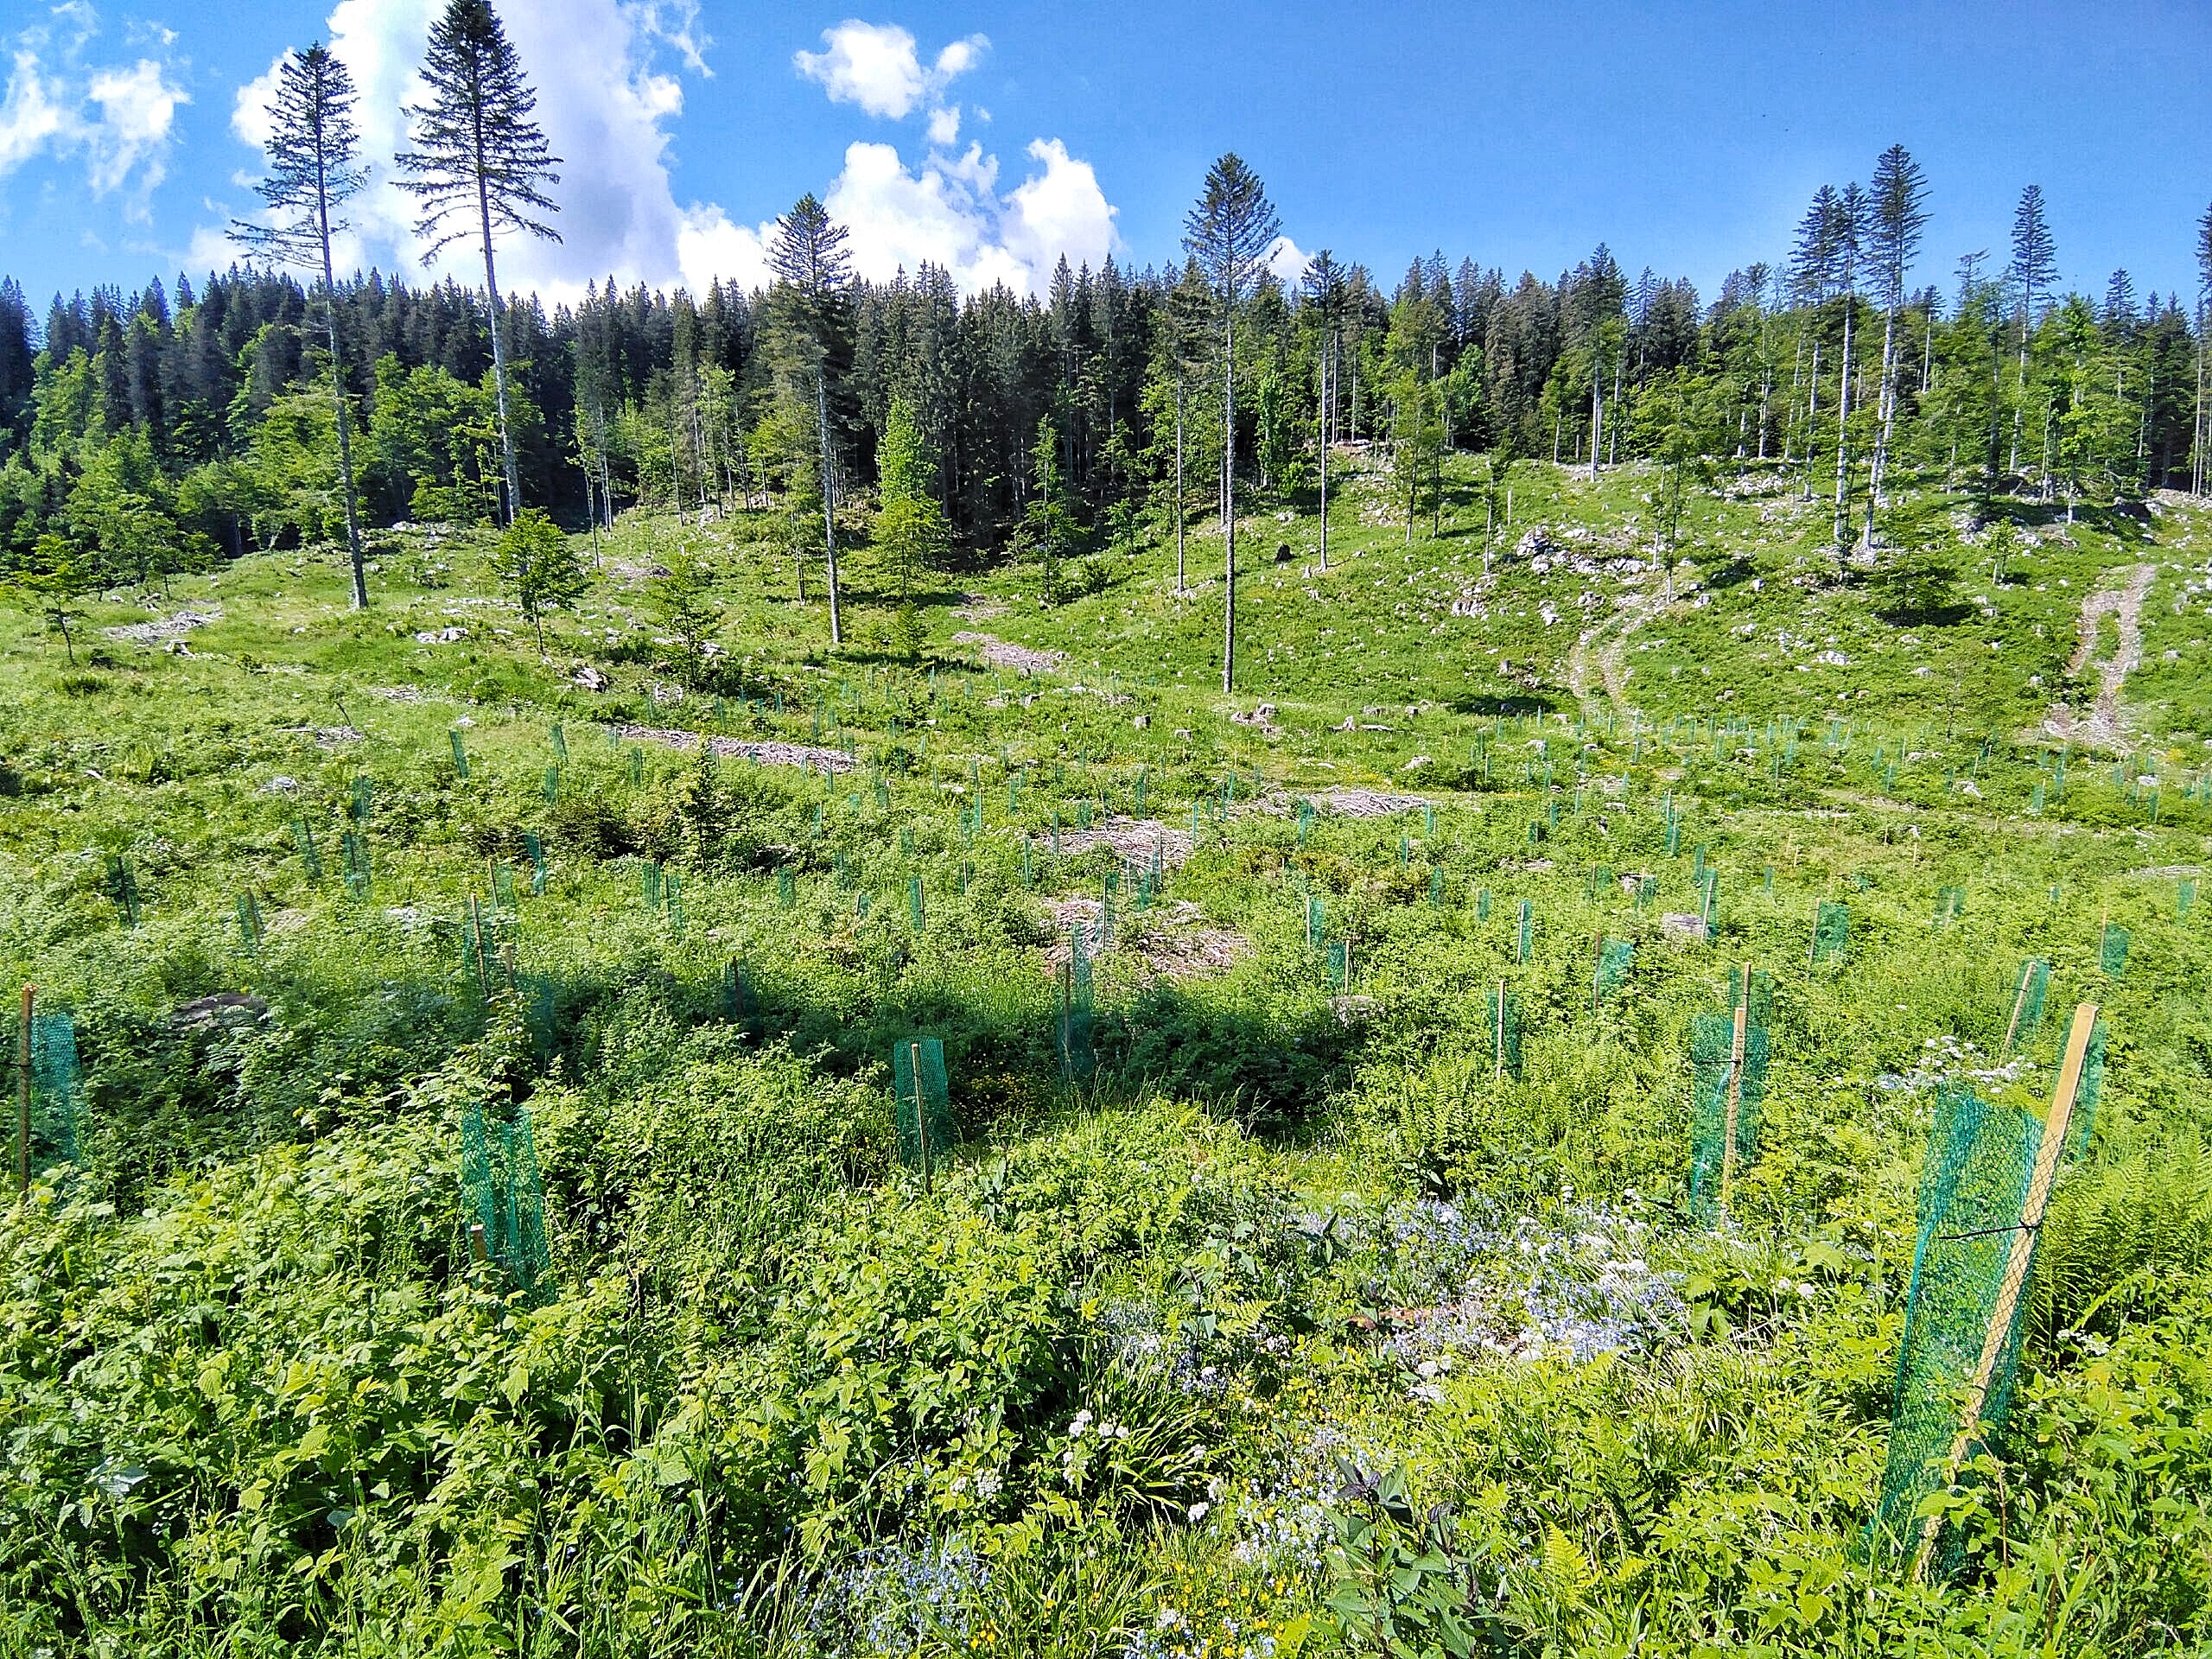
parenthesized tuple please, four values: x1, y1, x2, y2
(2043, 563, 2155, 748)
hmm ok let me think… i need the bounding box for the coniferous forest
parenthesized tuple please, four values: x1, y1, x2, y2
(5, 3, 2212, 1656)
(5, 164, 2209, 592)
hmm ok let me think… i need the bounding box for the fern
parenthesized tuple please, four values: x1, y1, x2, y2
(2031, 1136, 2212, 1345)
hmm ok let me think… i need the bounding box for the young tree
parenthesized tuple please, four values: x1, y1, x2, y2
(1183, 154, 1279, 693)
(876, 396, 950, 608)
(645, 548, 717, 667)
(1019, 416, 1076, 604)
(231, 44, 372, 610)
(5, 535, 94, 664)
(1389, 371, 1443, 543)
(396, 0, 562, 526)
(1864, 144, 1929, 543)
(768, 194, 855, 645)
(2007, 185, 2058, 478)
(492, 506, 586, 653)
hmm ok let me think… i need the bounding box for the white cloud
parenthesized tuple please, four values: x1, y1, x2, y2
(0, 52, 72, 175)
(1265, 234, 1310, 287)
(232, 54, 286, 150)
(207, 0, 1113, 304)
(794, 21, 985, 121)
(0, 8, 186, 217)
(676, 202, 774, 295)
(823, 133, 1116, 296)
(221, 0, 727, 303)
(85, 60, 184, 197)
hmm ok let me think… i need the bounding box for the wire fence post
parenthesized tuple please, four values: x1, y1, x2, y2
(1719, 980, 1749, 1210)
(1908, 1001, 2098, 1584)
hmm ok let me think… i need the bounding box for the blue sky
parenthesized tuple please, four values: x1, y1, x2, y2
(2, 0, 2207, 315)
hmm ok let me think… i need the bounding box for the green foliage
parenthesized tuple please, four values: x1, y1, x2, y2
(491, 506, 586, 651)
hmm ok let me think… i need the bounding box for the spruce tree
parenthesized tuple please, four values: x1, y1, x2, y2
(1182, 154, 1279, 694)
(2007, 185, 2057, 478)
(1864, 145, 1929, 542)
(768, 193, 855, 645)
(231, 44, 372, 608)
(396, 0, 561, 526)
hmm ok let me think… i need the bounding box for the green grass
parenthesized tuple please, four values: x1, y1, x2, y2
(2, 461, 2210, 1656)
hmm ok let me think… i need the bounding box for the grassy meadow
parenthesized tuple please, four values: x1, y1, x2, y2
(3, 454, 2211, 1656)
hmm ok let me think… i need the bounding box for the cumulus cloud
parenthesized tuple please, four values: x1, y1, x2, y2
(225, 0, 725, 303)
(1266, 234, 1311, 287)
(823, 134, 1116, 296)
(794, 21, 985, 121)
(210, 0, 1116, 303)
(0, 6, 187, 216)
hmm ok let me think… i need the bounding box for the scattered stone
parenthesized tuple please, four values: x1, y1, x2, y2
(1661, 912, 1710, 942)
(1036, 815, 1197, 870)
(106, 607, 221, 645)
(1044, 897, 1250, 980)
(413, 626, 467, 645)
(572, 664, 609, 691)
(1316, 788, 1430, 818)
(614, 723, 856, 773)
(261, 776, 299, 794)
(952, 632, 1066, 675)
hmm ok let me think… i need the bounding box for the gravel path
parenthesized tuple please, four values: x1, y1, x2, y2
(613, 724, 856, 772)
(2044, 563, 2156, 747)
(952, 632, 1066, 675)
(105, 607, 221, 645)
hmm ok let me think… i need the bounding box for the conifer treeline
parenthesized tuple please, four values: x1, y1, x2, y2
(2, 173, 2208, 588)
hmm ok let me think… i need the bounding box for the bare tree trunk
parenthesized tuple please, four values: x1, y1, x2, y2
(476, 172, 522, 525)
(1866, 300, 1900, 546)
(315, 200, 368, 610)
(1802, 339, 1821, 500)
(1588, 365, 1601, 483)
(1758, 326, 1772, 461)
(2196, 310, 2209, 496)
(817, 365, 841, 645)
(1317, 339, 1330, 572)
(1833, 296, 1855, 548)
(1223, 306, 1236, 694)
(1609, 353, 1623, 467)
(1174, 371, 1186, 594)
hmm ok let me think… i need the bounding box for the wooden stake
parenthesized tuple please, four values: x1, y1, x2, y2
(1910, 1001, 2098, 1584)
(1719, 985, 1750, 1211)
(16, 984, 32, 1199)
(467, 895, 491, 996)
(467, 1221, 488, 1263)
(909, 1040, 930, 1193)
(2000, 962, 2033, 1059)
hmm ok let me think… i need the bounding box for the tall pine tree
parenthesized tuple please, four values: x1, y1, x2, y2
(1183, 154, 1279, 694)
(232, 44, 372, 608)
(1864, 145, 1929, 543)
(396, 0, 562, 525)
(768, 194, 855, 645)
